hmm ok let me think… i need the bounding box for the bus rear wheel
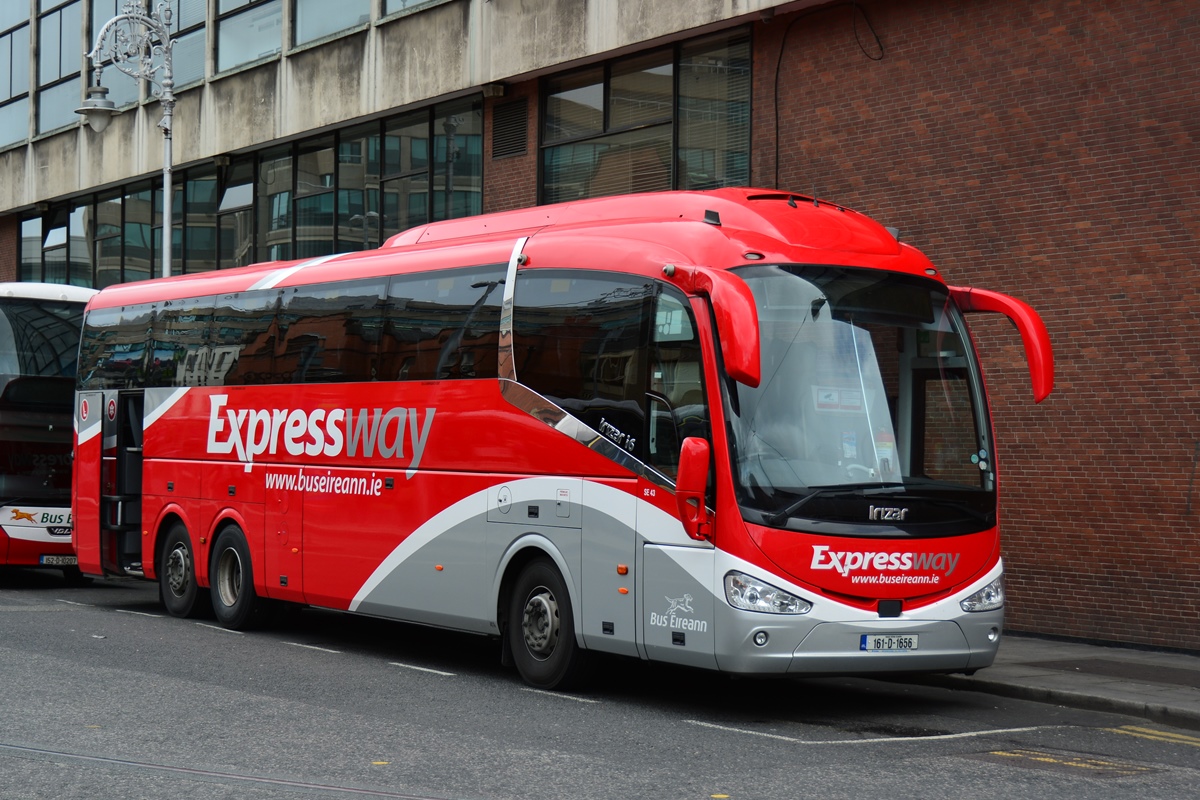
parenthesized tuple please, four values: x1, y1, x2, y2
(210, 525, 262, 630)
(507, 559, 589, 690)
(159, 522, 206, 618)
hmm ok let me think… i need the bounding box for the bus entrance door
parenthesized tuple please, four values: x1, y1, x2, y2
(81, 390, 144, 576)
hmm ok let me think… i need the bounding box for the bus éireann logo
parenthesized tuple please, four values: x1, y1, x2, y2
(205, 394, 435, 476)
(10, 509, 37, 523)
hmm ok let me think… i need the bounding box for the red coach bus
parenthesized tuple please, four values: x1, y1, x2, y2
(72, 189, 1052, 688)
(2, 282, 95, 580)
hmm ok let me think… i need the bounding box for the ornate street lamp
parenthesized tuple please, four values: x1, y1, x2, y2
(76, 1, 177, 279)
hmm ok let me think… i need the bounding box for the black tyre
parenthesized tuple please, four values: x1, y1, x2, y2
(159, 522, 206, 617)
(209, 525, 262, 630)
(507, 558, 589, 690)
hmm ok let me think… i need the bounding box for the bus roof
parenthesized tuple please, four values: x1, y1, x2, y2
(85, 188, 940, 310)
(1, 282, 97, 303)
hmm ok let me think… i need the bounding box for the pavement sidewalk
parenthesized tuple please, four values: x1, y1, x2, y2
(912, 633, 1200, 731)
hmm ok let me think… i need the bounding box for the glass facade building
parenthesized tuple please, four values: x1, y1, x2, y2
(4, 2, 751, 289)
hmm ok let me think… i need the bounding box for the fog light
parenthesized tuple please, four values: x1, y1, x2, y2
(753, 630, 769, 647)
(987, 627, 1000, 642)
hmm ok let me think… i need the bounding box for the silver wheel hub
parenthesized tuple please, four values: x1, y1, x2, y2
(165, 545, 190, 597)
(520, 588, 559, 660)
(216, 547, 242, 608)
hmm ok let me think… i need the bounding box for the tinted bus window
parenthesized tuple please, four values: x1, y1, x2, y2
(513, 271, 655, 460)
(278, 279, 387, 383)
(78, 304, 155, 390)
(147, 296, 216, 387)
(210, 291, 281, 386)
(380, 265, 504, 381)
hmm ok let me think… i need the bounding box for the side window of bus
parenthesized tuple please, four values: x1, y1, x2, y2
(210, 291, 282, 386)
(646, 289, 708, 480)
(278, 279, 387, 383)
(147, 296, 215, 387)
(380, 265, 504, 381)
(78, 304, 155, 390)
(513, 270, 655, 463)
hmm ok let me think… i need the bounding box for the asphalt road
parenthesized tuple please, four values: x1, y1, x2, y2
(2, 567, 1198, 800)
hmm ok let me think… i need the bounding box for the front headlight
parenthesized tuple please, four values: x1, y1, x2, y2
(960, 577, 1005, 612)
(724, 571, 812, 614)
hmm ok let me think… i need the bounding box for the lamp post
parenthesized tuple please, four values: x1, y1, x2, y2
(76, 1, 177, 279)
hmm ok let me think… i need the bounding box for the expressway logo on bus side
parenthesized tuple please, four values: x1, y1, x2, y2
(205, 395, 435, 476)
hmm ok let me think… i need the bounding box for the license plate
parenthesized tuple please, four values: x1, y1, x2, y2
(860, 634, 918, 652)
(39, 555, 77, 566)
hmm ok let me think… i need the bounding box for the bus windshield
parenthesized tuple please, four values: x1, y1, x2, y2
(727, 264, 994, 535)
(0, 296, 86, 505)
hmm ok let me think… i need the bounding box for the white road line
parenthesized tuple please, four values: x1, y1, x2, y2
(520, 688, 600, 704)
(56, 599, 92, 607)
(388, 662, 456, 676)
(686, 720, 1052, 744)
(285, 642, 342, 654)
(194, 622, 244, 634)
(116, 609, 163, 618)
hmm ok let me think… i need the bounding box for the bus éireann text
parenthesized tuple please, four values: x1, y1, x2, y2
(71, 189, 1053, 688)
(2, 282, 95, 581)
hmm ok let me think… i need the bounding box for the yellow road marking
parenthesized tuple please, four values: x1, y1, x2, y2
(1108, 725, 1200, 748)
(983, 749, 1151, 776)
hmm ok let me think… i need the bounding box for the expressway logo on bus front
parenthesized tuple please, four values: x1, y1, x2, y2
(811, 544, 960, 586)
(205, 395, 434, 475)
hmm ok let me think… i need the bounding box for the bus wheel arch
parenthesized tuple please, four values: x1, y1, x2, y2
(157, 518, 208, 619)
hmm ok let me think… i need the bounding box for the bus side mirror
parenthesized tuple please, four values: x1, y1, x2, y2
(690, 267, 761, 388)
(950, 286, 1055, 403)
(675, 437, 712, 541)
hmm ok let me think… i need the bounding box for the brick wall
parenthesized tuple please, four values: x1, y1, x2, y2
(483, 81, 539, 214)
(756, 0, 1200, 649)
(0, 216, 16, 282)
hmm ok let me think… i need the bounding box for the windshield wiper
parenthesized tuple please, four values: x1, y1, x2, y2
(766, 484, 898, 526)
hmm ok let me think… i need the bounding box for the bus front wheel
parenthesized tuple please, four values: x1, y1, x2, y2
(159, 522, 206, 618)
(210, 525, 262, 630)
(507, 559, 589, 690)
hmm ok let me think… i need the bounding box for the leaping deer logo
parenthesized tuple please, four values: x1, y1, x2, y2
(665, 594, 694, 615)
(10, 509, 37, 523)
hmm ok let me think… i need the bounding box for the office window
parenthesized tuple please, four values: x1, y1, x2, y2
(217, 0, 282, 74)
(541, 32, 750, 204)
(337, 124, 381, 251)
(294, 136, 335, 258)
(432, 99, 482, 222)
(167, 0, 208, 87)
(0, 9, 30, 148)
(37, 0, 82, 134)
(19, 218, 41, 282)
(678, 34, 750, 189)
(89, 0, 139, 109)
(93, 192, 123, 288)
(257, 146, 292, 262)
(294, 0, 369, 46)
(383, 0, 443, 15)
(184, 170, 220, 273)
(217, 160, 255, 269)
(125, 187, 154, 283)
